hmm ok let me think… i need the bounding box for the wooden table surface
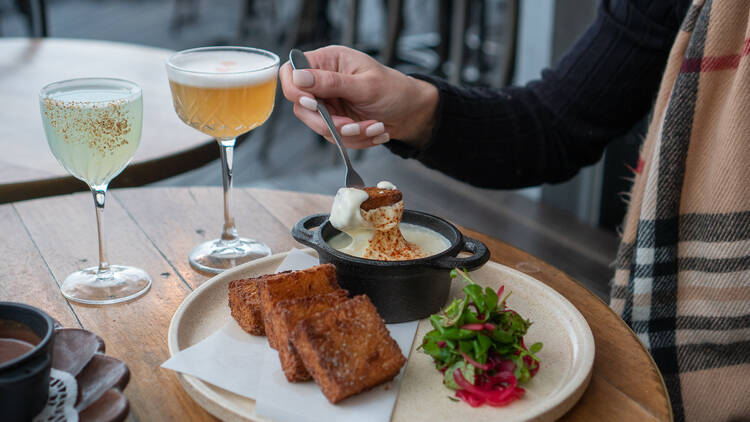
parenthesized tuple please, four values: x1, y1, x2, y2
(0, 187, 671, 421)
(0, 38, 216, 204)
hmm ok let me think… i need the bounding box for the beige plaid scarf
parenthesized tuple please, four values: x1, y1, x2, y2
(609, 1, 750, 421)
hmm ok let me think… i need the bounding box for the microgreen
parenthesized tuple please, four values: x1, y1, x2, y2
(418, 268, 543, 407)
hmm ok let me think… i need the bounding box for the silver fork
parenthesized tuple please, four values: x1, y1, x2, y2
(289, 49, 366, 188)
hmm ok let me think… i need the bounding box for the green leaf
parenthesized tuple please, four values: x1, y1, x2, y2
(474, 334, 492, 363)
(529, 342, 543, 354)
(472, 339, 481, 362)
(458, 340, 473, 355)
(510, 354, 531, 383)
(421, 340, 440, 356)
(443, 298, 460, 317)
(444, 361, 475, 390)
(442, 297, 468, 327)
(498, 290, 512, 308)
(423, 330, 443, 341)
(485, 287, 498, 312)
(463, 284, 485, 313)
(464, 311, 483, 324)
(429, 315, 442, 331)
(492, 329, 514, 344)
(477, 333, 492, 351)
(493, 344, 512, 355)
(452, 267, 475, 285)
(441, 328, 476, 341)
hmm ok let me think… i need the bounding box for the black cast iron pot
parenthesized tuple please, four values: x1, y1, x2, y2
(0, 302, 56, 422)
(291, 210, 490, 323)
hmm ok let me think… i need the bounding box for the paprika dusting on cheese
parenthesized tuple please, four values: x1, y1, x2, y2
(328, 182, 448, 260)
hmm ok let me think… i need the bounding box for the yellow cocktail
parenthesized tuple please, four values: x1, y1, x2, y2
(168, 78, 276, 139)
(166, 47, 280, 274)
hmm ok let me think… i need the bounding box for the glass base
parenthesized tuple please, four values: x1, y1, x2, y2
(189, 238, 272, 274)
(61, 265, 152, 305)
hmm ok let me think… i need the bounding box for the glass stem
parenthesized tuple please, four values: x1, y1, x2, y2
(219, 139, 239, 243)
(91, 186, 113, 279)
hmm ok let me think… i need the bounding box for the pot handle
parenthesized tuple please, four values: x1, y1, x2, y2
(291, 213, 329, 248)
(431, 236, 490, 270)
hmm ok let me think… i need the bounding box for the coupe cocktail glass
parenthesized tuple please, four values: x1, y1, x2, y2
(166, 46, 279, 274)
(39, 78, 152, 304)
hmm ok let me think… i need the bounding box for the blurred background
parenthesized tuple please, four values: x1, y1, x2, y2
(1, 0, 647, 299)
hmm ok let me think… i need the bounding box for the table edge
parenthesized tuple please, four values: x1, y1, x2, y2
(0, 37, 217, 201)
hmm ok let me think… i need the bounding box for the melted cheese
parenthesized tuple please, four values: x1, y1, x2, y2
(328, 223, 450, 259)
(329, 187, 370, 231)
(328, 181, 449, 260)
(376, 180, 397, 190)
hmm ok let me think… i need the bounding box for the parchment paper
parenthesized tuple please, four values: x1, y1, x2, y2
(162, 248, 419, 422)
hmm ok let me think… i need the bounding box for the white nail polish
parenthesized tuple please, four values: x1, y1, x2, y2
(365, 122, 385, 137)
(341, 123, 360, 136)
(299, 96, 318, 111)
(293, 69, 314, 87)
(372, 133, 390, 145)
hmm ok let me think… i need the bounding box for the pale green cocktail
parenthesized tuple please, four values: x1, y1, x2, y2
(39, 78, 151, 305)
(41, 85, 142, 187)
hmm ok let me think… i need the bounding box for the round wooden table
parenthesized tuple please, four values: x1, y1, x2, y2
(0, 38, 215, 204)
(0, 187, 672, 421)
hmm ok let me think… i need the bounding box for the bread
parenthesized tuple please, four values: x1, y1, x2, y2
(257, 264, 340, 349)
(291, 295, 407, 403)
(268, 290, 349, 382)
(359, 187, 403, 211)
(228, 278, 265, 336)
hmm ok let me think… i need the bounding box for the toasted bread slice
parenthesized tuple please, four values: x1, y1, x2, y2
(360, 187, 402, 211)
(258, 264, 340, 349)
(268, 290, 349, 382)
(291, 295, 407, 403)
(228, 278, 265, 336)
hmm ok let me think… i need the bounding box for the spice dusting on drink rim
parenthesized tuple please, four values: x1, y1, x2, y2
(43, 98, 132, 156)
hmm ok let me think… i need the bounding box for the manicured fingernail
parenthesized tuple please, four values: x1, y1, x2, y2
(293, 69, 314, 87)
(299, 96, 317, 111)
(372, 133, 390, 145)
(341, 123, 360, 136)
(365, 122, 385, 137)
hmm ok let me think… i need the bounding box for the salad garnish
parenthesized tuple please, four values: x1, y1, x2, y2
(419, 268, 542, 407)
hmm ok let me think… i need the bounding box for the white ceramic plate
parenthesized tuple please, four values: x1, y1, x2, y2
(168, 250, 595, 422)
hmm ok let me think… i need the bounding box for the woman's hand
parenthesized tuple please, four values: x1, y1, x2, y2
(279, 45, 438, 149)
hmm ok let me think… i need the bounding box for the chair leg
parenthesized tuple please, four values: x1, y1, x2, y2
(381, 0, 403, 66)
(342, 0, 360, 46)
(500, 0, 519, 87)
(21, 0, 48, 37)
(448, 0, 469, 85)
(34, 0, 47, 37)
(260, 0, 307, 159)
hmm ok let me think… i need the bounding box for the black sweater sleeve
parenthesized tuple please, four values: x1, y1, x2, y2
(386, 0, 690, 189)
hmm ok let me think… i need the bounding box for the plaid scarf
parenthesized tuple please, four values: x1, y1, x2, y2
(609, 1, 750, 421)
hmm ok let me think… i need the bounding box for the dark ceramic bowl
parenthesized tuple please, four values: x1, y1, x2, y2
(0, 302, 56, 422)
(291, 210, 491, 323)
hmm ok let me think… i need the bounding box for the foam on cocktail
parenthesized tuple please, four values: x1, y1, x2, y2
(166, 50, 279, 139)
(166, 50, 278, 87)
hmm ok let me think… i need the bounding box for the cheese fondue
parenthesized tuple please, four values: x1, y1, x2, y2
(328, 223, 450, 259)
(328, 181, 450, 260)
